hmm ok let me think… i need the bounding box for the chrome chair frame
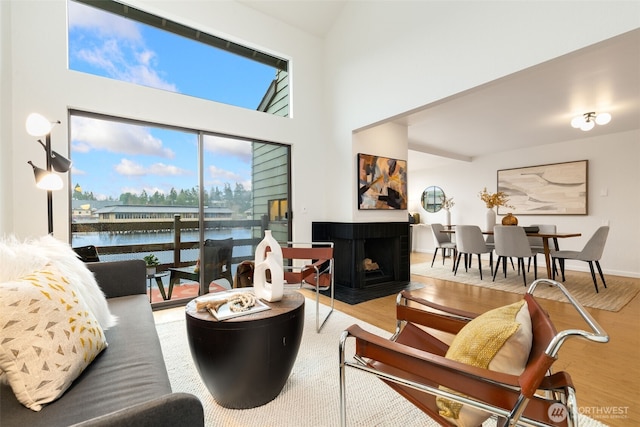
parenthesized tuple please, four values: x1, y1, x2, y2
(339, 279, 608, 427)
(282, 241, 334, 332)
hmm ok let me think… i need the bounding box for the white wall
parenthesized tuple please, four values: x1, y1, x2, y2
(323, 1, 639, 218)
(409, 130, 640, 277)
(353, 122, 408, 221)
(3, 0, 328, 243)
(2, 1, 639, 276)
(322, 1, 639, 275)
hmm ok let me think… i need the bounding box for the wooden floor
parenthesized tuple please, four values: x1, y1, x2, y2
(301, 252, 640, 427)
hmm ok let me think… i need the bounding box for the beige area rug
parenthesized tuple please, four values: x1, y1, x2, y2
(155, 300, 607, 427)
(411, 260, 640, 312)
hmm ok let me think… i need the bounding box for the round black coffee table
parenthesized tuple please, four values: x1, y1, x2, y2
(185, 290, 304, 409)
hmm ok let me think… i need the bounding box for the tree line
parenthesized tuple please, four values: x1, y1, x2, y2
(73, 182, 252, 213)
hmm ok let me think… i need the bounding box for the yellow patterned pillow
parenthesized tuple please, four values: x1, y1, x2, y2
(0, 267, 107, 411)
(436, 300, 532, 427)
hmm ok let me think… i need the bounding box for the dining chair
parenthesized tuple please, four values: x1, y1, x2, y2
(429, 223, 457, 269)
(486, 233, 515, 270)
(453, 225, 492, 280)
(552, 226, 609, 293)
(493, 225, 535, 286)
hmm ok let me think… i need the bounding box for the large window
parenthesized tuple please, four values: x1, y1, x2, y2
(68, 0, 289, 115)
(69, 111, 291, 288)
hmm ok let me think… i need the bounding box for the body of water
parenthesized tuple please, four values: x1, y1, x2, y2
(72, 228, 254, 290)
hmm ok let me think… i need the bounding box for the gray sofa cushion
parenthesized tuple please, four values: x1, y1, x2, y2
(0, 295, 172, 426)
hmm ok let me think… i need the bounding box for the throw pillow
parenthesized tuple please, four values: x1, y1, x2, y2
(0, 235, 117, 329)
(0, 267, 108, 411)
(436, 300, 532, 427)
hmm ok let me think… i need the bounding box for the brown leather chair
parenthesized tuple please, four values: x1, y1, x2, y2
(339, 279, 608, 427)
(281, 242, 334, 332)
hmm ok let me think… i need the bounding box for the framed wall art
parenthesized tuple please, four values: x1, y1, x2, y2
(497, 160, 588, 215)
(357, 153, 408, 210)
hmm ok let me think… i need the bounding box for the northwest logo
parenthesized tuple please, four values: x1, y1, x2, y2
(548, 403, 568, 423)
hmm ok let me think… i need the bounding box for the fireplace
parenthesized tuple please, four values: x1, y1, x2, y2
(312, 222, 410, 288)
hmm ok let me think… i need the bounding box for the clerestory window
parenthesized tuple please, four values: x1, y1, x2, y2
(67, 0, 289, 115)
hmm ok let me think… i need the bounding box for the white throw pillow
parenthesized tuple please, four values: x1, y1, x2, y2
(0, 267, 108, 410)
(0, 235, 117, 329)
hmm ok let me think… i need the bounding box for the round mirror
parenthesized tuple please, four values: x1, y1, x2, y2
(421, 186, 445, 213)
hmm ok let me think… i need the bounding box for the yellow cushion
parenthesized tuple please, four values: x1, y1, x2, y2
(436, 300, 532, 427)
(0, 267, 107, 411)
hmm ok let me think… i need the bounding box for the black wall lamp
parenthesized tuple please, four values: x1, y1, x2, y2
(26, 113, 71, 234)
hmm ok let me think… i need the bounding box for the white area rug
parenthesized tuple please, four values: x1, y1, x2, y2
(155, 300, 607, 427)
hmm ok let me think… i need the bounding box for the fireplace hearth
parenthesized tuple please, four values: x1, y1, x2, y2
(312, 222, 410, 289)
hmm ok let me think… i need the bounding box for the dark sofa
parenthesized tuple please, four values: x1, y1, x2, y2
(0, 260, 204, 427)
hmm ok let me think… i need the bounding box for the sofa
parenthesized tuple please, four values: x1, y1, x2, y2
(0, 259, 204, 427)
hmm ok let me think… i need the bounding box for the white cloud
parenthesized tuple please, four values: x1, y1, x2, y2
(148, 163, 191, 176)
(71, 166, 86, 175)
(115, 159, 191, 178)
(207, 165, 252, 190)
(115, 159, 146, 176)
(71, 116, 174, 158)
(69, 1, 177, 92)
(68, 1, 142, 42)
(204, 135, 252, 162)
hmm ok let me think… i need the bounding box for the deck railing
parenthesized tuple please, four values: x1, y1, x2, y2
(71, 214, 269, 272)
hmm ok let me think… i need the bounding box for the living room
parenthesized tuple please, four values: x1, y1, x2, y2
(1, 1, 639, 426)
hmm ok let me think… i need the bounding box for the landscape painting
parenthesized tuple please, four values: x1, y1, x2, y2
(497, 160, 588, 215)
(358, 153, 408, 210)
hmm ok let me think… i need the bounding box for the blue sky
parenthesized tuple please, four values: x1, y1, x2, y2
(67, 1, 277, 201)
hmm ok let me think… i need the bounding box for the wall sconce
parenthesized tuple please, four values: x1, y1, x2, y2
(26, 113, 71, 234)
(570, 111, 612, 131)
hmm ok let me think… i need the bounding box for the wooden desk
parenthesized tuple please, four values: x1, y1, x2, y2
(442, 229, 581, 279)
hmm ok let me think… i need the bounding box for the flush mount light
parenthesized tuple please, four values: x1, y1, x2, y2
(571, 112, 612, 131)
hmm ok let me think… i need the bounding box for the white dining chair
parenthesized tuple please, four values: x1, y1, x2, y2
(453, 225, 493, 280)
(429, 223, 457, 269)
(552, 226, 609, 293)
(493, 225, 535, 286)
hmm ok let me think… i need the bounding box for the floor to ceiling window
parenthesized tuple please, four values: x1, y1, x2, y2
(66, 0, 292, 304)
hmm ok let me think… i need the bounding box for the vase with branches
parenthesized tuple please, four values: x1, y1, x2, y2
(440, 195, 455, 226)
(479, 188, 513, 230)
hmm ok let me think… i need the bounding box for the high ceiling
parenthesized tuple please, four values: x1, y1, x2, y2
(238, 1, 640, 171)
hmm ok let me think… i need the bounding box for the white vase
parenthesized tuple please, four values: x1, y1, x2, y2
(254, 252, 284, 302)
(445, 209, 451, 227)
(254, 230, 284, 302)
(485, 208, 496, 231)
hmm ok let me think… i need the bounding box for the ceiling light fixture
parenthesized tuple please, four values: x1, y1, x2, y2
(570, 111, 612, 131)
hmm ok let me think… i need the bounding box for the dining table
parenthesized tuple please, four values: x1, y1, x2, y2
(441, 228, 581, 279)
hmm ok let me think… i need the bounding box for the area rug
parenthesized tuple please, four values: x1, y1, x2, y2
(411, 261, 640, 312)
(155, 300, 607, 427)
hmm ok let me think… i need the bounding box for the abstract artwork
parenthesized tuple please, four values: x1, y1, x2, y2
(358, 153, 407, 210)
(497, 160, 588, 215)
